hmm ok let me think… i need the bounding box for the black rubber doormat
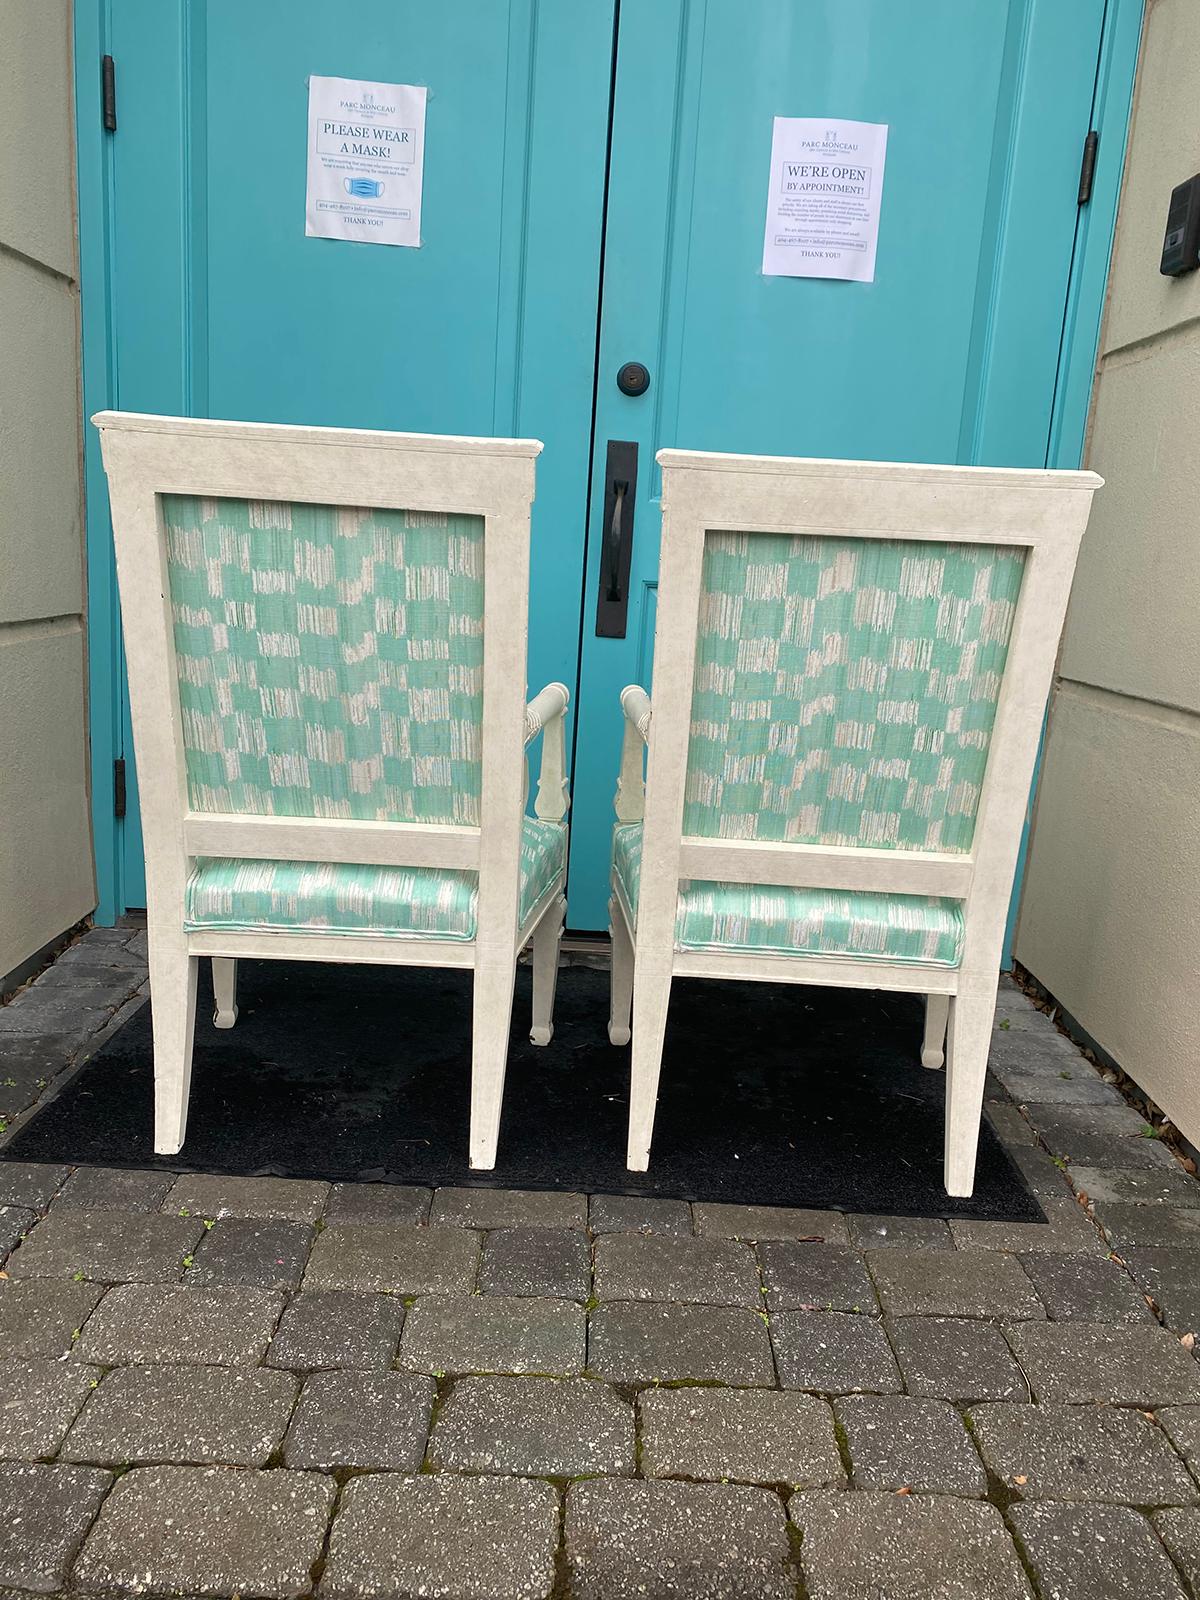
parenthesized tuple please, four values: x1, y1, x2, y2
(2, 962, 1042, 1222)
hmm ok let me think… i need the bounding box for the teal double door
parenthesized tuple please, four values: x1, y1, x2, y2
(85, 0, 1123, 930)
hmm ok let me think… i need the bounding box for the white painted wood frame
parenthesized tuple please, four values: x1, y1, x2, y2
(93, 411, 569, 1170)
(613, 449, 1100, 1195)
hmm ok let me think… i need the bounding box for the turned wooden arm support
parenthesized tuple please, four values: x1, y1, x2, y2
(523, 681, 570, 823)
(614, 684, 651, 823)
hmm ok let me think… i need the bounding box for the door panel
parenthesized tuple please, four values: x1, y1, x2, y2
(568, 0, 1104, 928)
(104, 0, 614, 904)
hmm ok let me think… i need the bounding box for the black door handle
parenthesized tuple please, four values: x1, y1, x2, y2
(596, 440, 638, 638)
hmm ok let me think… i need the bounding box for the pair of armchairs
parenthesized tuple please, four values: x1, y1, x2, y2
(95, 413, 1098, 1195)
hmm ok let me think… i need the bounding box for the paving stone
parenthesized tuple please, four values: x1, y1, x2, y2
(1019, 1251, 1154, 1323)
(1010, 1501, 1186, 1600)
(1006, 1321, 1200, 1405)
(587, 1301, 775, 1385)
(888, 1315, 1029, 1402)
(0, 1277, 104, 1357)
(74, 1282, 284, 1365)
(691, 1202, 849, 1243)
(304, 1222, 479, 1294)
(594, 1232, 760, 1307)
(1099, 1205, 1200, 1249)
(400, 1292, 585, 1376)
(1123, 1248, 1200, 1334)
(1156, 1407, 1200, 1473)
(430, 1185, 586, 1230)
(0, 991, 113, 1038)
(1072, 1165, 1200, 1207)
(324, 1181, 431, 1225)
(185, 1217, 314, 1290)
(283, 1368, 434, 1468)
(0, 1358, 100, 1457)
(949, 1196, 1104, 1253)
(0, 1463, 111, 1594)
(758, 1241, 878, 1312)
(74, 1465, 334, 1598)
(771, 1309, 901, 1394)
(793, 1489, 1030, 1600)
(479, 1226, 591, 1299)
(62, 1363, 299, 1466)
(7, 1207, 202, 1283)
(986, 1102, 1038, 1146)
(1027, 1104, 1178, 1170)
(868, 1247, 1045, 1319)
(1004, 1141, 1077, 1197)
(970, 1401, 1196, 1503)
(53, 1165, 174, 1213)
(266, 1289, 405, 1370)
(640, 1386, 842, 1488)
(28, 960, 142, 993)
(1153, 1508, 1200, 1594)
(54, 933, 141, 967)
(846, 1213, 954, 1250)
(588, 1193, 693, 1235)
(1002, 1071, 1123, 1107)
(0, 1163, 65, 1211)
(836, 1394, 987, 1495)
(431, 1374, 634, 1477)
(0, 1207, 33, 1263)
(565, 1479, 794, 1600)
(164, 1171, 330, 1222)
(323, 1472, 558, 1600)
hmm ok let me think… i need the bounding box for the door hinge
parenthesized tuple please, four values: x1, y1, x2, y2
(113, 758, 127, 819)
(101, 55, 117, 132)
(1077, 130, 1099, 205)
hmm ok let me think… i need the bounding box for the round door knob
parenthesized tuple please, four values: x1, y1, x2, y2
(616, 361, 651, 397)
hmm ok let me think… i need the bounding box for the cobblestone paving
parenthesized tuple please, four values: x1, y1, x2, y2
(2, 927, 1200, 1595)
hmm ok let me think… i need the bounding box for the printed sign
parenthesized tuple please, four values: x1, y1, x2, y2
(762, 117, 889, 282)
(306, 74, 427, 247)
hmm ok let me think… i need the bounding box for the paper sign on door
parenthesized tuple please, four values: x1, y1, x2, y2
(762, 117, 888, 282)
(306, 75, 427, 247)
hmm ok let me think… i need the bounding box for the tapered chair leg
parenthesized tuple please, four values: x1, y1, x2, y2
(469, 950, 518, 1169)
(626, 959, 673, 1171)
(530, 894, 566, 1045)
(943, 989, 998, 1197)
(922, 992, 950, 1069)
(212, 957, 239, 1029)
(608, 895, 634, 1047)
(150, 935, 200, 1155)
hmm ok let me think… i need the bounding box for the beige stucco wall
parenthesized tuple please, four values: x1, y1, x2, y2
(1017, 0, 1200, 1140)
(0, 2, 95, 983)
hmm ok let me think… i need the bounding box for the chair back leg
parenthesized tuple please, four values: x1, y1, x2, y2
(626, 948, 673, 1171)
(469, 941, 520, 1169)
(149, 932, 200, 1154)
(943, 989, 999, 1195)
(607, 893, 634, 1047)
(922, 992, 950, 1070)
(529, 893, 567, 1046)
(212, 957, 239, 1029)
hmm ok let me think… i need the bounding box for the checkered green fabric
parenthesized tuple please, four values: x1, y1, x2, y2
(163, 495, 485, 824)
(685, 532, 1025, 852)
(613, 822, 962, 966)
(185, 819, 566, 940)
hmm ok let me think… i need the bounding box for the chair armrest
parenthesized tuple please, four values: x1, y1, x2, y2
(524, 681, 570, 823)
(614, 684, 651, 824)
(620, 684, 652, 742)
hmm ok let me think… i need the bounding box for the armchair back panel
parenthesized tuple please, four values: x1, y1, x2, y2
(164, 494, 485, 825)
(685, 532, 1026, 853)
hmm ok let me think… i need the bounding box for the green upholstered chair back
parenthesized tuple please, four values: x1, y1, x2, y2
(683, 530, 1026, 854)
(163, 494, 485, 826)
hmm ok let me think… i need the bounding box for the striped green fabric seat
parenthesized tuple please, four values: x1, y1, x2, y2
(612, 822, 963, 967)
(185, 819, 566, 941)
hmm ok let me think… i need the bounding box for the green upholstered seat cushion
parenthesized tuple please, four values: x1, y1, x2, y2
(185, 819, 566, 941)
(612, 823, 963, 967)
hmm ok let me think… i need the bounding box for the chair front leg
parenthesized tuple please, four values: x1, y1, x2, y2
(626, 946, 672, 1172)
(150, 930, 199, 1154)
(921, 992, 949, 1069)
(530, 893, 567, 1046)
(470, 939, 519, 1170)
(212, 957, 239, 1029)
